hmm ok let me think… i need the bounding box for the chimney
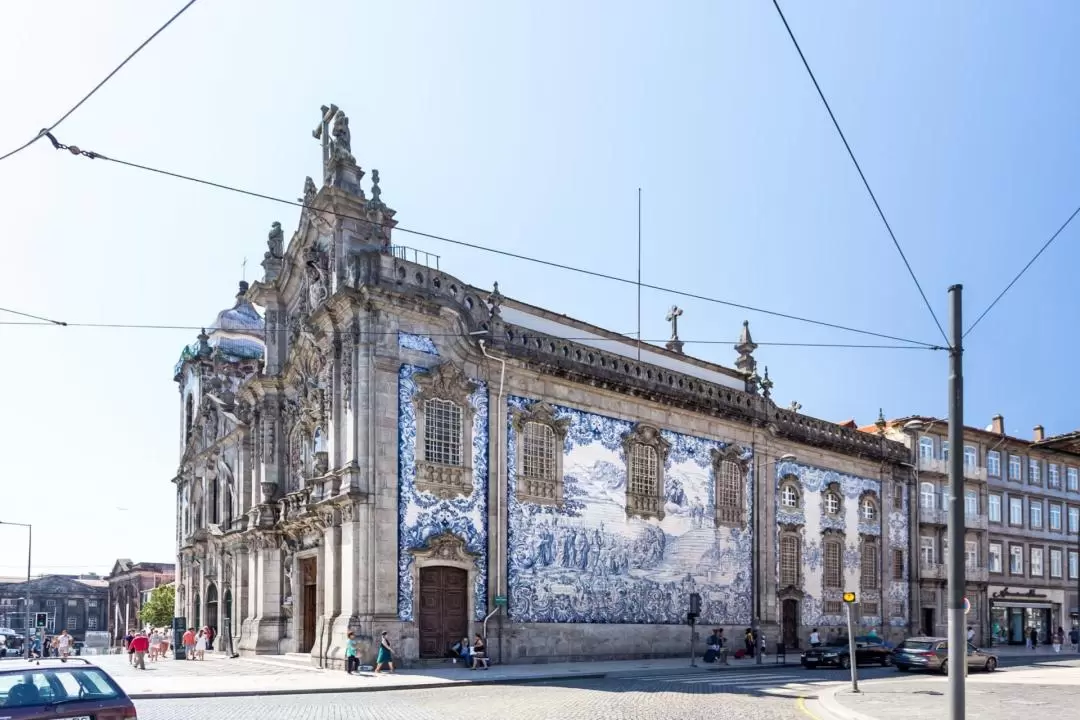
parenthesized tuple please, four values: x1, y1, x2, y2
(991, 415, 1005, 435)
(1034, 425, 1045, 442)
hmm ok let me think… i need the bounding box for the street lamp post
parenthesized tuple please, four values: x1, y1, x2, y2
(0, 521, 32, 650)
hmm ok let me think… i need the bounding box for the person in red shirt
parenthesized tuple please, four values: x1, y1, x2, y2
(129, 630, 150, 670)
(182, 628, 196, 660)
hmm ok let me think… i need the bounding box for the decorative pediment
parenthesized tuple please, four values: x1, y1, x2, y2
(411, 531, 475, 565)
(414, 363, 477, 403)
(512, 401, 570, 439)
(621, 423, 671, 460)
(710, 443, 748, 471)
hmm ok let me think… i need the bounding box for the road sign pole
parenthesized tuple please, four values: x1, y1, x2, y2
(845, 601, 859, 693)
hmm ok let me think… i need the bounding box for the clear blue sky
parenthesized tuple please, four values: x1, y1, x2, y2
(2, 0, 1077, 575)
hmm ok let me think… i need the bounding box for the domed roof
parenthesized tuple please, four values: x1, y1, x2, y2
(211, 281, 265, 336)
(173, 282, 265, 379)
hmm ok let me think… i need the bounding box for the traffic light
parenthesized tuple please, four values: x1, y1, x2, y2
(842, 592, 857, 604)
(34, 612, 47, 629)
(688, 592, 701, 617)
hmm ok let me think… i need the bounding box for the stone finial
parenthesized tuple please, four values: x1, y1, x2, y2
(789, 401, 802, 413)
(747, 368, 761, 396)
(665, 305, 684, 354)
(876, 408, 887, 435)
(370, 169, 383, 207)
(734, 320, 758, 374)
(488, 282, 503, 319)
(761, 366, 774, 400)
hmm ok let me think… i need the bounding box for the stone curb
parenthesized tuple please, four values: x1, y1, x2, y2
(809, 683, 882, 720)
(127, 659, 791, 700)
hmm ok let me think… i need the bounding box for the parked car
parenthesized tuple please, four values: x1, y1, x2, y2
(0, 657, 136, 718)
(801, 635, 893, 669)
(892, 637, 998, 674)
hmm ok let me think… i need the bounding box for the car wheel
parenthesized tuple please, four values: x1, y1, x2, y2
(896, 665, 909, 672)
(940, 660, 949, 675)
(840, 656, 851, 670)
(985, 657, 996, 672)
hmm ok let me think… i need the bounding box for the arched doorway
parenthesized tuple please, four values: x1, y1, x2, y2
(223, 588, 233, 648)
(418, 566, 468, 658)
(205, 583, 219, 636)
(782, 598, 800, 649)
(193, 592, 201, 630)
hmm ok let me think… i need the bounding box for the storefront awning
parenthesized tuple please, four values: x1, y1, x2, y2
(990, 601, 1053, 610)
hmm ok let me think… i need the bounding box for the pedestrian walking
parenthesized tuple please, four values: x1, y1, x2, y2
(182, 627, 196, 660)
(1069, 627, 1079, 653)
(130, 630, 149, 670)
(55, 630, 73, 662)
(1052, 627, 1064, 653)
(374, 631, 394, 673)
(345, 631, 360, 674)
(195, 629, 207, 660)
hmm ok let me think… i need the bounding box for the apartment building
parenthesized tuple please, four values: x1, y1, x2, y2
(875, 414, 1080, 646)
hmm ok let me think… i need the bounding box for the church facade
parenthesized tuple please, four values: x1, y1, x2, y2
(172, 104, 914, 666)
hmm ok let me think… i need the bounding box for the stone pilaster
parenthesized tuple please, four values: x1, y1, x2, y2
(245, 543, 284, 654)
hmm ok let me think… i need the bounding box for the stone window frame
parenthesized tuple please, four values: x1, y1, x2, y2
(711, 445, 749, 528)
(860, 536, 879, 590)
(779, 475, 801, 510)
(413, 363, 478, 500)
(1029, 544, 1045, 578)
(822, 483, 843, 518)
(988, 541, 1003, 574)
(891, 548, 904, 581)
(822, 530, 844, 590)
(622, 423, 671, 522)
(512, 401, 570, 507)
(859, 492, 879, 522)
(778, 528, 802, 589)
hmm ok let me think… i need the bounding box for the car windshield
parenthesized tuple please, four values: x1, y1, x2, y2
(0, 668, 121, 709)
(899, 641, 935, 651)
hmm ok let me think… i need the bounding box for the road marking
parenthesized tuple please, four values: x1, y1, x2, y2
(796, 696, 823, 720)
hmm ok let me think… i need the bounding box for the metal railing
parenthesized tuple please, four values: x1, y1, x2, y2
(389, 245, 440, 270)
(918, 457, 948, 474)
(920, 562, 947, 580)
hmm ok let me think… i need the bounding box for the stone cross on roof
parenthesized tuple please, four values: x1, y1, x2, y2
(665, 305, 684, 354)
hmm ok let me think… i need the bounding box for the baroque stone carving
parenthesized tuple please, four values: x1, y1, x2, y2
(512, 401, 570, 507)
(710, 444, 749, 528)
(411, 363, 477, 500)
(413, 532, 475, 565)
(621, 423, 671, 522)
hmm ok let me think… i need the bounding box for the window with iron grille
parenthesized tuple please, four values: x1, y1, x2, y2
(424, 398, 463, 466)
(824, 540, 843, 588)
(890, 601, 905, 618)
(87, 618, 98, 630)
(715, 459, 743, 526)
(780, 535, 800, 586)
(66, 616, 77, 630)
(522, 422, 556, 480)
(629, 444, 659, 497)
(824, 600, 842, 614)
(862, 602, 879, 616)
(861, 543, 879, 589)
(892, 549, 904, 580)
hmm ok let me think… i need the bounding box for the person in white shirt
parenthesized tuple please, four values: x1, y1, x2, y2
(809, 628, 821, 647)
(55, 630, 73, 660)
(967, 626, 975, 645)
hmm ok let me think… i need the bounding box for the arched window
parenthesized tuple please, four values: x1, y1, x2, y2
(210, 477, 219, 525)
(780, 534, 801, 586)
(622, 424, 670, 521)
(184, 394, 194, 445)
(823, 490, 842, 516)
(522, 422, 556, 481)
(412, 363, 478, 500)
(712, 446, 747, 527)
(512, 402, 570, 507)
(861, 497, 878, 522)
(424, 398, 463, 466)
(781, 482, 801, 509)
(629, 444, 659, 496)
(823, 538, 843, 588)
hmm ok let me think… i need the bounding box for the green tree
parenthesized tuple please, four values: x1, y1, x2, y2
(138, 584, 176, 628)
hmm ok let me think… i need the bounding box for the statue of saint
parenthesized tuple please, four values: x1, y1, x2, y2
(267, 222, 284, 258)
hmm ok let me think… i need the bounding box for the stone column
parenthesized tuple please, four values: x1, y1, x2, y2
(250, 543, 283, 654)
(319, 514, 342, 666)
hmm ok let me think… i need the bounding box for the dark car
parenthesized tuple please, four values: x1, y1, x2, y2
(801, 635, 893, 669)
(892, 637, 997, 674)
(0, 657, 136, 719)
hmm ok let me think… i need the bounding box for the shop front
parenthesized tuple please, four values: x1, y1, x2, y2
(989, 587, 1061, 645)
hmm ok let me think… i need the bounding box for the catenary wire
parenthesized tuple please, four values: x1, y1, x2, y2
(44, 137, 943, 350)
(0, 307, 66, 326)
(0, 0, 200, 164)
(963, 201, 1080, 339)
(770, 0, 949, 347)
(0, 318, 944, 350)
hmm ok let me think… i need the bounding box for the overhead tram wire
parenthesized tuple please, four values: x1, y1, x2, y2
(0, 307, 66, 326)
(0, 0, 200, 164)
(963, 201, 1080, 339)
(0, 318, 944, 351)
(44, 136, 941, 350)
(770, 0, 949, 347)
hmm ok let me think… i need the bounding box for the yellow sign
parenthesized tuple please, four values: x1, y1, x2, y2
(842, 592, 856, 603)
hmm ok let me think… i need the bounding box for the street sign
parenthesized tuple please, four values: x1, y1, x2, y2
(842, 592, 857, 604)
(494, 595, 507, 607)
(963, 597, 971, 615)
(34, 613, 47, 629)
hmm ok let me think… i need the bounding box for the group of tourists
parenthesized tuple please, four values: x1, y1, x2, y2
(344, 631, 401, 675)
(25, 629, 74, 661)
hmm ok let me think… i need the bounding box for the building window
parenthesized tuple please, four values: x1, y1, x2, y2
(781, 482, 800, 509)
(920, 483, 936, 509)
(824, 539, 843, 588)
(964, 445, 977, 469)
(1030, 501, 1043, 529)
(1010, 545, 1024, 574)
(1069, 551, 1079, 580)
(1049, 464, 1061, 489)
(989, 542, 1003, 573)
(861, 541, 879, 589)
(892, 483, 905, 509)
(1009, 455, 1022, 481)
(1050, 549, 1063, 578)
(920, 536, 936, 565)
(987, 450, 1001, 477)
(942, 441, 950, 462)
(45, 600, 55, 607)
(1029, 459, 1041, 485)
(1049, 504, 1062, 531)
(861, 497, 878, 522)
(1069, 506, 1080, 533)
(940, 487, 949, 511)
(67, 599, 77, 608)
(1009, 497, 1023, 526)
(892, 549, 904, 580)
(780, 535, 800, 587)
(622, 425, 671, 522)
(824, 600, 842, 615)
(87, 600, 97, 608)
(890, 601, 905, 619)
(919, 437, 934, 460)
(1068, 467, 1079, 492)
(1030, 547, 1044, 577)
(964, 541, 978, 569)
(823, 491, 842, 516)
(512, 402, 569, 506)
(964, 490, 978, 517)
(988, 494, 1002, 523)
(862, 602, 879, 617)
(522, 422, 556, 481)
(66, 616, 77, 630)
(87, 618, 98, 630)
(424, 398, 463, 466)
(630, 444, 658, 496)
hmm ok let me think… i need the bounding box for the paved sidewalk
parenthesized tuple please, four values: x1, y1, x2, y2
(813, 662, 1080, 720)
(86, 651, 791, 699)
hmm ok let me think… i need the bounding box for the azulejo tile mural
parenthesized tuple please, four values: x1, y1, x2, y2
(775, 461, 882, 629)
(505, 395, 754, 625)
(887, 489, 909, 627)
(398, 331, 440, 356)
(397, 363, 488, 622)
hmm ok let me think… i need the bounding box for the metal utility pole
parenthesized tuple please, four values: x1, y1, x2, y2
(947, 285, 966, 720)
